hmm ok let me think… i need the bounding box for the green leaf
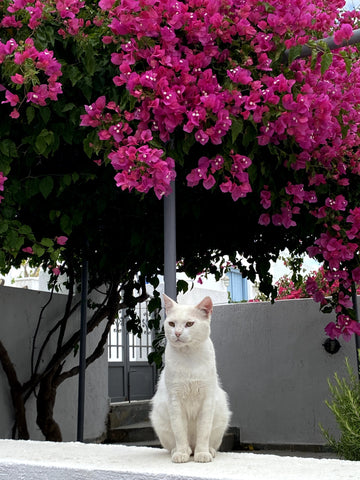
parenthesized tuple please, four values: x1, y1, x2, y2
(72, 172, 80, 183)
(60, 214, 72, 235)
(35, 129, 54, 155)
(63, 174, 72, 186)
(321, 304, 333, 314)
(321, 52, 333, 75)
(32, 244, 45, 257)
(242, 124, 257, 148)
(40, 107, 51, 125)
(65, 65, 83, 87)
(39, 176, 54, 199)
(26, 106, 35, 124)
(43, 25, 55, 46)
(34, 25, 55, 49)
(0, 139, 18, 158)
(148, 296, 161, 314)
(25, 178, 40, 199)
(310, 49, 318, 70)
(83, 131, 100, 158)
(288, 44, 303, 65)
(340, 52, 352, 75)
(62, 103, 76, 112)
(182, 135, 195, 156)
(18, 225, 32, 235)
(0, 221, 8, 234)
(49, 210, 61, 222)
(0, 250, 5, 270)
(231, 117, 244, 143)
(6, 230, 25, 252)
(84, 47, 96, 75)
(177, 279, 189, 294)
(40, 237, 54, 248)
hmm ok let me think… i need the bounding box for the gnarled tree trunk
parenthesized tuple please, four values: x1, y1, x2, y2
(36, 370, 62, 442)
(0, 340, 29, 440)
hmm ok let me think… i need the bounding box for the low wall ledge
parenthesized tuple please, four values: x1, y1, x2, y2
(0, 440, 359, 480)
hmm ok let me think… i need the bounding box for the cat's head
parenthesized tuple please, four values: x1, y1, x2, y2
(163, 294, 213, 348)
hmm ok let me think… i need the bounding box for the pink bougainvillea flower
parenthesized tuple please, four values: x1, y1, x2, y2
(52, 267, 61, 276)
(22, 247, 34, 254)
(333, 23, 353, 46)
(10, 73, 24, 84)
(352, 266, 360, 284)
(55, 236, 68, 245)
(9, 109, 20, 119)
(325, 195, 348, 211)
(260, 188, 271, 209)
(258, 213, 271, 226)
(0, 172, 7, 191)
(2, 90, 19, 107)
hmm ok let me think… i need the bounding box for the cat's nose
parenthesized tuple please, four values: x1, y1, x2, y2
(175, 330, 182, 337)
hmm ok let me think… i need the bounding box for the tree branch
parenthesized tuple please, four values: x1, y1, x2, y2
(56, 265, 75, 353)
(31, 284, 55, 377)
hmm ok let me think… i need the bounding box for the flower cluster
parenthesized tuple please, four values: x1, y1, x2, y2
(80, 96, 176, 198)
(0, 37, 62, 118)
(91, 0, 358, 202)
(186, 153, 252, 201)
(273, 266, 360, 341)
(1, 0, 360, 340)
(306, 260, 360, 340)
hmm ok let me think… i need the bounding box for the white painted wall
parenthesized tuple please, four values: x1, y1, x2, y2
(0, 286, 108, 442)
(1, 284, 358, 447)
(212, 298, 359, 446)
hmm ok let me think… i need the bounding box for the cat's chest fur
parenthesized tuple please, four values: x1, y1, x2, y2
(164, 339, 217, 400)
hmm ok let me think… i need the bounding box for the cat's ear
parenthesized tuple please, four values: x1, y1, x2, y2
(163, 293, 177, 313)
(196, 296, 213, 317)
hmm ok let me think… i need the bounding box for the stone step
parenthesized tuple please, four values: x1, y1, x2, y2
(120, 431, 237, 450)
(107, 421, 157, 444)
(106, 401, 240, 452)
(107, 421, 239, 452)
(109, 400, 152, 428)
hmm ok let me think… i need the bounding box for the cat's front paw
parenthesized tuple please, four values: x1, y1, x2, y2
(171, 447, 191, 463)
(194, 451, 213, 463)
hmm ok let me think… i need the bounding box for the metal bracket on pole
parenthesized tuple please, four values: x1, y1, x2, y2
(164, 184, 177, 301)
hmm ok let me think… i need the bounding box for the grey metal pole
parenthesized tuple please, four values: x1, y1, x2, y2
(77, 256, 88, 442)
(284, 28, 360, 60)
(164, 184, 177, 300)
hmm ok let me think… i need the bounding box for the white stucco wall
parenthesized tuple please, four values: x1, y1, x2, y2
(1, 285, 359, 448)
(0, 286, 108, 442)
(212, 298, 359, 446)
(1, 440, 359, 480)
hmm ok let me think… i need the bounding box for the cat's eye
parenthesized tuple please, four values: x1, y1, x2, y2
(185, 322, 194, 327)
(168, 321, 175, 327)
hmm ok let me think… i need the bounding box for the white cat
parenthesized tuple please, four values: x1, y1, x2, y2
(150, 294, 231, 463)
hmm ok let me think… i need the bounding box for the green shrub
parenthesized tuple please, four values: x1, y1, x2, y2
(321, 354, 360, 461)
